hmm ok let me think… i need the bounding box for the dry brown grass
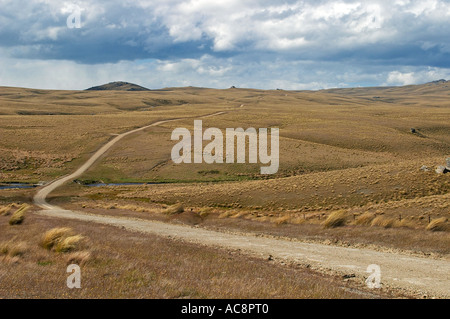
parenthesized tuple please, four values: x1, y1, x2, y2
(218, 211, 234, 219)
(112, 159, 450, 218)
(54, 235, 84, 253)
(0, 212, 393, 299)
(2, 84, 450, 282)
(87, 202, 157, 213)
(22, 82, 440, 185)
(274, 215, 291, 225)
(394, 219, 417, 229)
(57, 196, 450, 256)
(323, 210, 348, 228)
(371, 216, 396, 229)
(0, 241, 27, 258)
(40, 227, 74, 251)
(290, 216, 306, 225)
(8, 204, 30, 225)
(0, 204, 13, 216)
(65, 251, 91, 266)
(426, 217, 449, 232)
(198, 210, 210, 218)
(162, 203, 184, 215)
(230, 211, 248, 219)
(0, 86, 232, 182)
(355, 212, 376, 226)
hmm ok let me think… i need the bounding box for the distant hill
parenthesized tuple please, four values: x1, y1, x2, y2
(320, 79, 450, 96)
(86, 81, 150, 91)
(428, 79, 448, 84)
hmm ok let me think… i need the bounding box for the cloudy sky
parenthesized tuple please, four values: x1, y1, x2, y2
(1, 0, 450, 90)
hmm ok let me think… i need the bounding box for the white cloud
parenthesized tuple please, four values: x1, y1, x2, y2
(385, 67, 450, 86)
(0, 54, 151, 90)
(405, 0, 438, 16)
(386, 71, 417, 85)
(1, 0, 450, 89)
(149, 0, 403, 52)
(1, 51, 449, 91)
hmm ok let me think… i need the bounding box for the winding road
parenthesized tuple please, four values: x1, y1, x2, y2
(34, 112, 225, 210)
(33, 111, 450, 298)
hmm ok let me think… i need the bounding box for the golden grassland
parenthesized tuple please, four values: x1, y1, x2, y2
(79, 84, 450, 183)
(0, 83, 449, 297)
(43, 186, 449, 256)
(0, 208, 396, 298)
(65, 156, 449, 255)
(1, 83, 449, 184)
(0, 86, 236, 182)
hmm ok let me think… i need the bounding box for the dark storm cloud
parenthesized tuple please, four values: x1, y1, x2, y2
(1, 0, 450, 89)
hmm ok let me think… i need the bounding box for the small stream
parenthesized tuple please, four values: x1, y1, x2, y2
(0, 183, 38, 190)
(0, 182, 153, 190)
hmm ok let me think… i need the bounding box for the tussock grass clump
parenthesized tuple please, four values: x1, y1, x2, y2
(0, 204, 14, 216)
(40, 227, 73, 250)
(8, 204, 30, 225)
(274, 215, 290, 225)
(198, 211, 210, 218)
(370, 216, 395, 228)
(0, 241, 27, 258)
(163, 203, 184, 215)
(198, 207, 212, 218)
(121, 204, 148, 213)
(355, 212, 376, 226)
(230, 211, 247, 219)
(65, 251, 91, 266)
(0, 243, 7, 255)
(55, 235, 84, 253)
(218, 211, 234, 219)
(258, 215, 271, 222)
(323, 210, 347, 228)
(426, 217, 449, 232)
(290, 217, 306, 225)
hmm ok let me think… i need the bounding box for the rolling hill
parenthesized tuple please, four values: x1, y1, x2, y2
(86, 81, 150, 91)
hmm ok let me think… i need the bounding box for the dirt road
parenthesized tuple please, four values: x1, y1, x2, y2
(33, 112, 225, 209)
(33, 112, 449, 299)
(35, 208, 449, 298)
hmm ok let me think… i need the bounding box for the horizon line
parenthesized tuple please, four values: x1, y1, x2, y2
(0, 79, 448, 92)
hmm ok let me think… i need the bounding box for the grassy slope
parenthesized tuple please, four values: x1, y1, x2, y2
(1, 82, 449, 254)
(0, 86, 234, 182)
(0, 83, 449, 298)
(0, 208, 393, 298)
(78, 84, 450, 183)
